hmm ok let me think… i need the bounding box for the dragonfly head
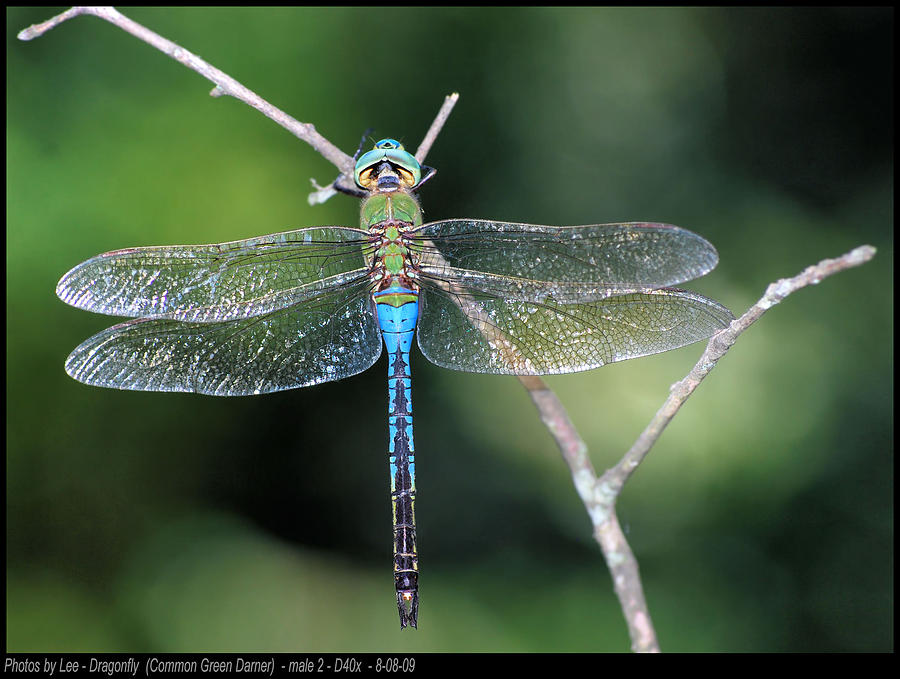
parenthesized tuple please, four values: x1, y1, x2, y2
(355, 139, 422, 191)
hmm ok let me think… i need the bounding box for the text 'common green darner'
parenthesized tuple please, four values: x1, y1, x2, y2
(57, 139, 734, 629)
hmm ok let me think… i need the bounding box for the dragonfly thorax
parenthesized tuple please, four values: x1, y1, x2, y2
(361, 188, 423, 231)
(360, 169, 424, 302)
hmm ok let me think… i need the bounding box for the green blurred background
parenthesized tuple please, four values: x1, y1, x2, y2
(7, 7, 892, 652)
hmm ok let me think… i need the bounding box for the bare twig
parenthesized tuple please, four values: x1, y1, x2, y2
(19, 7, 356, 192)
(415, 93, 460, 165)
(520, 244, 876, 652)
(307, 178, 340, 207)
(610, 244, 877, 490)
(19, 7, 460, 203)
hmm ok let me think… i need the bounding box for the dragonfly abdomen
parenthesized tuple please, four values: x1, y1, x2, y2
(374, 286, 420, 629)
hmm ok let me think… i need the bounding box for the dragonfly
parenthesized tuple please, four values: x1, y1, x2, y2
(56, 138, 733, 629)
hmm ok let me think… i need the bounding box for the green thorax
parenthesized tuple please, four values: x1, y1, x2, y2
(366, 195, 422, 281)
(361, 191, 423, 230)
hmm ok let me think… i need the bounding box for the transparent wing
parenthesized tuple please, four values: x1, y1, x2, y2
(64, 282, 381, 395)
(56, 227, 373, 322)
(417, 285, 733, 375)
(413, 220, 719, 302)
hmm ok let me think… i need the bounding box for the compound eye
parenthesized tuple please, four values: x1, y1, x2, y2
(397, 167, 417, 187)
(356, 167, 375, 189)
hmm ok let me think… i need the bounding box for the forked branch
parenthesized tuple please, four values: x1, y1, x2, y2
(520, 244, 876, 652)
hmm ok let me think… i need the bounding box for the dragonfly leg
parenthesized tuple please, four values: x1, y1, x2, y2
(417, 165, 437, 189)
(352, 128, 376, 161)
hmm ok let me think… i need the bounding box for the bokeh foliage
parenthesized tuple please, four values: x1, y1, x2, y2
(7, 7, 892, 651)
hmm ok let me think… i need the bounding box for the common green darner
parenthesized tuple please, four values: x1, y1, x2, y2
(56, 138, 733, 629)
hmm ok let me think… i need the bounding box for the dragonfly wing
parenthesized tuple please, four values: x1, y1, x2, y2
(414, 220, 719, 301)
(416, 265, 638, 304)
(417, 286, 733, 375)
(65, 283, 381, 395)
(57, 227, 372, 321)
